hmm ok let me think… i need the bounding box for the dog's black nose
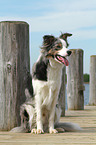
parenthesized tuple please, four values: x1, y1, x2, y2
(67, 50, 72, 56)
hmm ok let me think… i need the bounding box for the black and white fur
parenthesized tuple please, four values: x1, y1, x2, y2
(10, 33, 82, 133)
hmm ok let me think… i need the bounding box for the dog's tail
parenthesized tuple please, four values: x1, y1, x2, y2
(55, 122, 82, 132)
(9, 125, 27, 133)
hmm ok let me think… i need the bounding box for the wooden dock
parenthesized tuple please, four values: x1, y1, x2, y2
(0, 106, 96, 145)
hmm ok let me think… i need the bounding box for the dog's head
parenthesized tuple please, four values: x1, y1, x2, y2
(41, 33, 72, 66)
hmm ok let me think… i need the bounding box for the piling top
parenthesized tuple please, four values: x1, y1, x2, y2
(0, 21, 29, 25)
(90, 55, 96, 57)
(70, 49, 83, 55)
(70, 49, 83, 51)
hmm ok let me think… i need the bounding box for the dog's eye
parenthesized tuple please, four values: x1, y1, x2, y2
(57, 43, 62, 48)
(57, 45, 61, 48)
(55, 45, 62, 50)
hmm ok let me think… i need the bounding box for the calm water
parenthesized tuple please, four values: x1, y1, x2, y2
(65, 84, 89, 110)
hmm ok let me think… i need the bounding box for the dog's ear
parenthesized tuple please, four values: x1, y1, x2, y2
(59, 33, 72, 40)
(43, 35, 55, 46)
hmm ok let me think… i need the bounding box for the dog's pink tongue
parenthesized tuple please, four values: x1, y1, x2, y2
(57, 56, 69, 66)
(64, 58, 69, 66)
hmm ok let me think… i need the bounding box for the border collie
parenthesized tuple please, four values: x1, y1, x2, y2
(10, 33, 81, 133)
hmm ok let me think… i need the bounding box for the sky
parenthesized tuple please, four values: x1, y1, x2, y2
(0, 0, 96, 74)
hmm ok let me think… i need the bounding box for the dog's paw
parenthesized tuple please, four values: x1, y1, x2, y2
(49, 128, 58, 134)
(31, 128, 44, 134)
(37, 129, 44, 134)
(31, 129, 37, 134)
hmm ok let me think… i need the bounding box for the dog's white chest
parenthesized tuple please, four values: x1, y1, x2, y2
(47, 59, 63, 86)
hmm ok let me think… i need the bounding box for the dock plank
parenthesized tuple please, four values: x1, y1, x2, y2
(0, 106, 96, 145)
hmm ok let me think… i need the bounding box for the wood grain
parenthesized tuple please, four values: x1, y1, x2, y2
(0, 106, 96, 144)
(67, 49, 84, 110)
(0, 21, 30, 130)
(59, 66, 66, 116)
(89, 55, 96, 105)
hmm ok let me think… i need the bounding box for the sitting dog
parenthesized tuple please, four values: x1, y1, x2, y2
(10, 33, 82, 134)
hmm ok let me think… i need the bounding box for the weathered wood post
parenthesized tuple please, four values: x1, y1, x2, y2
(89, 55, 96, 105)
(59, 66, 66, 116)
(67, 49, 85, 110)
(0, 21, 30, 130)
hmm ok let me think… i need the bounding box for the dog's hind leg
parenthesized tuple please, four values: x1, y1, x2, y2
(55, 128, 65, 133)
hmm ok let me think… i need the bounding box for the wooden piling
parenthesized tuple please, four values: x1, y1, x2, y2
(59, 66, 66, 116)
(67, 49, 84, 110)
(0, 21, 30, 130)
(89, 55, 96, 105)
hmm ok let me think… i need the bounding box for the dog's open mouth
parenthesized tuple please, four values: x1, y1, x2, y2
(55, 55, 69, 66)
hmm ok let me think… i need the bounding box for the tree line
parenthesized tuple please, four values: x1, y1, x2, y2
(83, 74, 90, 83)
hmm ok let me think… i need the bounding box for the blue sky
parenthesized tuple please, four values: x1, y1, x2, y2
(0, 0, 96, 73)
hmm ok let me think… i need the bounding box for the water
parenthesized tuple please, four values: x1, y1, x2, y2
(84, 84, 89, 105)
(65, 84, 89, 110)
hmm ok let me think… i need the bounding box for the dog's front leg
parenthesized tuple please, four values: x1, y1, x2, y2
(37, 99, 44, 134)
(32, 95, 44, 134)
(49, 90, 58, 134)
